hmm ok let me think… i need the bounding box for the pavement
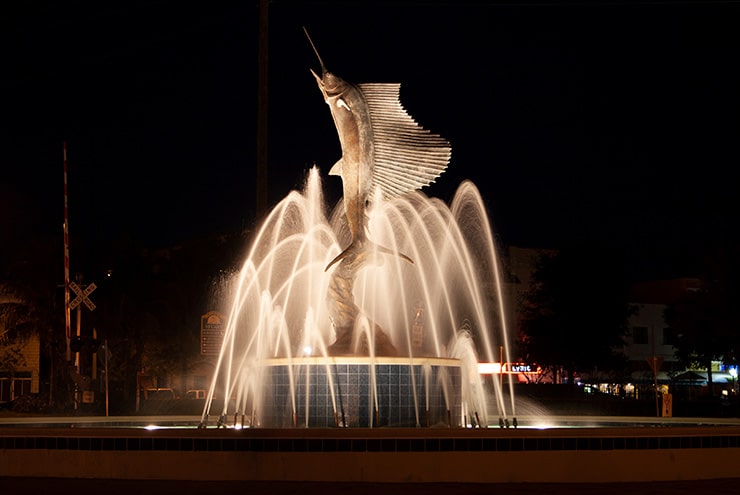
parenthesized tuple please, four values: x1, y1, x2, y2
(2, 478, 740, 495)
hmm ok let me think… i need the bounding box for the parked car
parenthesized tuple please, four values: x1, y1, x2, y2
(143, 388, 177, 400)
(185, 389, 208, 400)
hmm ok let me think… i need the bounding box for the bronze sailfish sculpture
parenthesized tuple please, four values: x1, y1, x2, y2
(305, 28, 452, 355)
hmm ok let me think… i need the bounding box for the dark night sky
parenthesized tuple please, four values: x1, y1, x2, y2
(2, 1, 739, 281)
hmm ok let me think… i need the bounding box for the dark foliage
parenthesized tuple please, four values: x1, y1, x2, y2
(664, 244, 740, 395)
(518, 244, 635, 383)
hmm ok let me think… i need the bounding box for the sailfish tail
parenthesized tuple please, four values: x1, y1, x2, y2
(324, 240, 414, 272)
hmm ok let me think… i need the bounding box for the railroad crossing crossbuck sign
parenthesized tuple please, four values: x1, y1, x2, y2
(69, 282, 96, 311)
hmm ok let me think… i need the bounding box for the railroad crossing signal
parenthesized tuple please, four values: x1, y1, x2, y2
(69, 282, 96, 311)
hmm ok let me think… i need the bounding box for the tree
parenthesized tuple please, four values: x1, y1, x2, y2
(518, 244, 634, 385)
(664, 244, 740, 396)
(1, 255, 61, 409)
(87, 231, 247, 412)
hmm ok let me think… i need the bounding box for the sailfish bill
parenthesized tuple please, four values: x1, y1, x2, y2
(304, 27, 451, 272)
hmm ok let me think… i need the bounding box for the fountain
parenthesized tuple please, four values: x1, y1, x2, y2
(200, 34, 516, 428)
(3, 27, 740, 491)
(199, 169, 515, 428)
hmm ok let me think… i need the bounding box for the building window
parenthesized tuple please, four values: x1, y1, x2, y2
(0, 375, 31, 402)
(0, 378, 10, 402)
(663, 327, 675, 346)
(632, 326, 649, 345)
(15, 378, 31, 397)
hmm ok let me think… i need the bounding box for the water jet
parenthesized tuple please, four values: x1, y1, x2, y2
(199, 169, 515, 428)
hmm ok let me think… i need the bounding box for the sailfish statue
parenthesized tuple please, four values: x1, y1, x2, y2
(305, 28, 452, 355)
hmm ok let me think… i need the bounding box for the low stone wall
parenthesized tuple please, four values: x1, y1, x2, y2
(2, 425, 740, 483)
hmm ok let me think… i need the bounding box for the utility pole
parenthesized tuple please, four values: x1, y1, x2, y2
(104, 339, 109, 417)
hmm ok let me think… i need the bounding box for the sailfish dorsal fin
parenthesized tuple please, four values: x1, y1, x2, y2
(358, 83, 452, 200)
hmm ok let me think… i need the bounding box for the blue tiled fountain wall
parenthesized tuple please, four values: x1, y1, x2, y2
(261, 361, 462, 427)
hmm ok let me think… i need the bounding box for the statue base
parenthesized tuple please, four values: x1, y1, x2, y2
(258, 356, 463, 427)
(328, 324, 398, 357)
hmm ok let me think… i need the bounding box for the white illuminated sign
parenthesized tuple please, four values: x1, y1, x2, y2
(478, 362, 541, 375)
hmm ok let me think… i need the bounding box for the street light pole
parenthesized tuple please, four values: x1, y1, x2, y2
(256, 0, 269, 221)
(730, 367, 737, 395)
(104, 339, 109, 417)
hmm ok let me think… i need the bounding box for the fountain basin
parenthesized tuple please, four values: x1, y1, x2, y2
(3, 421, 740, 483)
(233, 357, 463, 428)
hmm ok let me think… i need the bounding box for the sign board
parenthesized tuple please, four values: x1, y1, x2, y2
(662, 393, 673, 417)
(501, 362, 542, 374)
(478, 362, 541, 375)
(69, 282, 96, 311)
(200, 311, 225, 356)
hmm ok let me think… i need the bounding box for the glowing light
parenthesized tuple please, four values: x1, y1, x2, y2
(478, 362, 501, 374)
(531, 423, 557, 430)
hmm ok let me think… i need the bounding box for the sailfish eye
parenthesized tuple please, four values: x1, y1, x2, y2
(322, 72, 345, 94)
